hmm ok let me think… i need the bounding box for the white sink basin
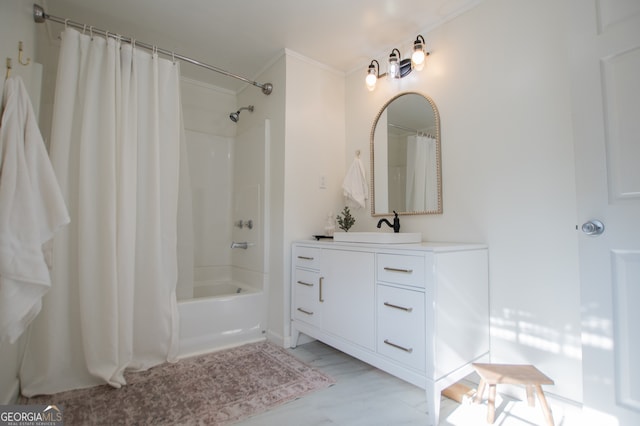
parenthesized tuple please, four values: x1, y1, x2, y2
(333, 232, 422, 244)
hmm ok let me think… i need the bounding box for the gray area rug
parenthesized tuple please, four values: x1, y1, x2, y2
(20, 341, 335, 425)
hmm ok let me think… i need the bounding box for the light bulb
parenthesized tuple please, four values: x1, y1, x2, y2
(411, 35, 426, 71)
(365, 72, 377, 91)
(365, 61, 378, 91)
(388, 50, 400, 79)
(412, 50, 425, 70)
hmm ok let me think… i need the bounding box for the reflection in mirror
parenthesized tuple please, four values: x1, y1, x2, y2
(371, 92, 442, 216)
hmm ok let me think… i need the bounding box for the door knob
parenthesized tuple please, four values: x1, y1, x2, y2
(581, 220, 605, 236)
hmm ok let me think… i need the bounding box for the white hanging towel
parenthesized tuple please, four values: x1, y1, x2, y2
(0, 76, 70, 343)
(342, 155, 368, 209)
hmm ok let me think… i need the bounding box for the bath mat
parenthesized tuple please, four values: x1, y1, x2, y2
(19, 341, 335, 425)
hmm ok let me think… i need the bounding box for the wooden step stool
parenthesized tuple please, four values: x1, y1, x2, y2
(472, 363, 555, 426)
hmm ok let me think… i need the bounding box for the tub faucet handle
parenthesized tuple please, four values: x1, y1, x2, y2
(234, 219, 254, 229)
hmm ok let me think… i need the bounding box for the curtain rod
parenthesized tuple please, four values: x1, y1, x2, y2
(33, 4, 273, 95)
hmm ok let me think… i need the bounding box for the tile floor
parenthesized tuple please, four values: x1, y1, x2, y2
(237, 340, 585, 426)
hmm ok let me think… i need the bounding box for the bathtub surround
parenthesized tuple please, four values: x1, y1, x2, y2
(177, 76, 271, 355)
(20, 341, 335, 425)
(20, 28, 185, 396)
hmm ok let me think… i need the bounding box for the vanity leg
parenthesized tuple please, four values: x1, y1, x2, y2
(426, 384, 441, 426)
(290, 327, 300, 348)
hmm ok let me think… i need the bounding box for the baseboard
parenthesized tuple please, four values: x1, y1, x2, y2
(266, 329, 287, 348)
(1, 378, 20, 405)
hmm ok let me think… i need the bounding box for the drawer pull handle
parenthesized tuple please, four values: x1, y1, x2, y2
(383, 267, 413, 273)
(319, 277, 325, 302)
(384, 339, 413, 353)
(384, 302, 413, 312)
(297, 256, 314, 260)
(297, 308, 313, 315)
(296, 280, 314, 287)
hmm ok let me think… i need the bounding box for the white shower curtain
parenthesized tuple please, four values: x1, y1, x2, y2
(20, 28, 184, 395)
(405, 135, 438, 211)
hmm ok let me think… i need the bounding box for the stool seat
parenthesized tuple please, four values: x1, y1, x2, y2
(473, 363, 555, 425)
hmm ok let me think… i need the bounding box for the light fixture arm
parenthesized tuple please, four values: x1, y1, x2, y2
(389, 48, 401, 62)
(368, 59, 384, 78)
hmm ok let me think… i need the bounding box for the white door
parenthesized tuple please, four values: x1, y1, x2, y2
(569, 1, 640, 424)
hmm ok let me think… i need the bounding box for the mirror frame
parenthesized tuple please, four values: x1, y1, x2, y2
(370, 91, 443, 217)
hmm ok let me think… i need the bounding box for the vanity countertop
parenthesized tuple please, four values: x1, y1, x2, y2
(297, 239, 487, 252)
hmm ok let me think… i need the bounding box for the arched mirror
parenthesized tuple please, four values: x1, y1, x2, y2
(370, 92, 442, 216)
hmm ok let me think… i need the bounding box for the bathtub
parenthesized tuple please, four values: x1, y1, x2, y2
(177, 276, 267, 358)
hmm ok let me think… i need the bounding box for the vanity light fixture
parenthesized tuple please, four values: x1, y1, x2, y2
(388, 48, 402, 79)
(366, 60, 381, 91)
(411, 35, 429, 71)
(365, 34, 429, 91)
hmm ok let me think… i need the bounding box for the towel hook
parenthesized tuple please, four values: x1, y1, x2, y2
(355, 150, 361, 158)
(18, 41, 31, 66)
(5, 57, 12, 80)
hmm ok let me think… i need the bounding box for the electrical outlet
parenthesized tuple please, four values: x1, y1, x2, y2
(319, 175, 327, 189)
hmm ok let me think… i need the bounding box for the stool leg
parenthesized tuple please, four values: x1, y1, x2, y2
(487, 384, 497, 424)
(534, 385, 554, 426)
(526, 385, 535, 407)
(475, 379, 486, 404)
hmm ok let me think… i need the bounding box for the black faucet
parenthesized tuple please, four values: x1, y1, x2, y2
(377, 211, 401, 233)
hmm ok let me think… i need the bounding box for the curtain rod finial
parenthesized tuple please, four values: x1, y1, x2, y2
(34, 4, 46, 23)
(261, 82, 273, 95)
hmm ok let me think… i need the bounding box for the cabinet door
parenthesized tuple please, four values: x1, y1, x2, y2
(320, 249, 375, 350)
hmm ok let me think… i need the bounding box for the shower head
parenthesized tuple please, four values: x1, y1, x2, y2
(229, 105, 254, 123)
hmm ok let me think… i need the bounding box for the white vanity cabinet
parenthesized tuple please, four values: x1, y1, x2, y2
(290, 240, 490, 426)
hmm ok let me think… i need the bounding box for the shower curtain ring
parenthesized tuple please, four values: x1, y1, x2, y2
(64, 18, 69, 29)
(82, 24, 86, 34)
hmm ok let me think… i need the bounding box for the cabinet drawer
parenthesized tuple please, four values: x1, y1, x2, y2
(377, 284, 425, 372)
(377, 253, 425, 288)
(292, 268, 320, 326)
(294, 246, 321, 270)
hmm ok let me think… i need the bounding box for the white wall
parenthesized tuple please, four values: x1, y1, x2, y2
(281, 52, 346, 344)
(345, 0, 582, 402)
(0, 0, 40, 404)
(250, 51, 346, 345)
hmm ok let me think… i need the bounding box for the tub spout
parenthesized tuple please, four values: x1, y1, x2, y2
(231, 241, 253, 249)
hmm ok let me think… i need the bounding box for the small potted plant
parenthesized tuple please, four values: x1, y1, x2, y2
(336, 206, 356, 232)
